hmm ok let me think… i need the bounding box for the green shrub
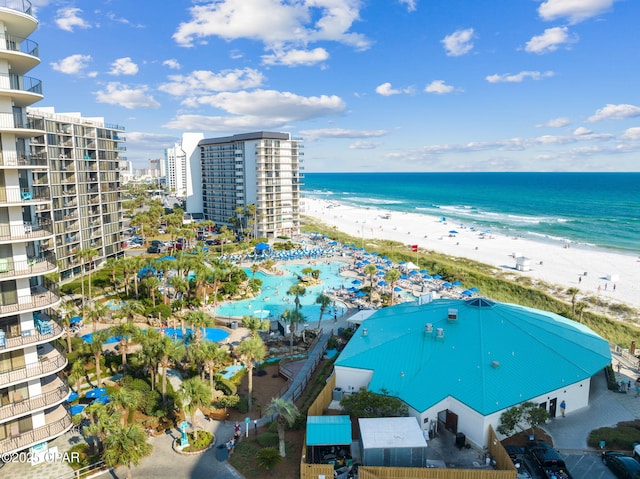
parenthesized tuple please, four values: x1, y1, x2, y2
(236, 396, 249, 414)
(183, 430, 213, 452)
(256, 432, 278, 447)
(588, 421, 640, 450)
(256, 446, 282, 471)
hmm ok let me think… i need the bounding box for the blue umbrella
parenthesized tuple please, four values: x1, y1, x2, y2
(378, 281, 388, 286)
(70, 404, 86, 416)
(393, 286, 403, 292)
(422, 274, 432, 280)
(452, 281, 463, 287)
(255, 242, 270, 251)
(156, 255, 176, 262)
(442, 282, 453, 288)
(461, 290, 473, 296)
(400, 274, 408, 279)
(85, 387, 107, 399)
(328, 241, 338, 246)
(469, 287, 480, 292)
(376, 271, 385, 276)
(355, 291, 366, 297)
(433, 274, 442, 280)
(347, 286, 358, 292)
(420, 269, 429, 274)
(92, 395, 110, 405)
(70, 316, 83, 324)
(352, 279, 362, 285)
(67, 390, 79, 402)
(449, 230, 458, 234)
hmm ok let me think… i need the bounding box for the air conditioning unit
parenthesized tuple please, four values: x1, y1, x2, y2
(362, 328, 368, 337)
(435, 328, 445, 339)
(424, 323, 433, 334)
(447, 308, 458, 321)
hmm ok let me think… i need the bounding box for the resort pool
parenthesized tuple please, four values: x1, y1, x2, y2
(81, 327, 229, 344)
(215, 262, 349, 321)
(104, 300, 123, 310)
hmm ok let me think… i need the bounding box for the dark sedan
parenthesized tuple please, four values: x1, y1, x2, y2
(602, 451, 640, 479)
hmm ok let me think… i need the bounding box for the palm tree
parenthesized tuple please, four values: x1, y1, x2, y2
(142, 276, 161, 307)
(87, 300, 109, 334)
(103, 424, 152, 479)
(69, 360, 86, 394)
(77, 247, 99, 310)
(256, 447, 282, 473)
(60, 299, 77, 353)
(199, 341, 229, 394)
(104, 257, 121, 294)
(567, 287, 580, 316)
(575, 301, 588, 323)
(109, 387, 144, 425)
(186, 310, 213, 346)
(315, 294, 332, 329)
(157, 335, 185, 406)
(363, 263, 378, 301)
(178, 377, 211, 440)
(246, 203, 257, 239)
(84, 329, 109, 388)
(235, 336, 266, 412)
(84, 402, 119, 455)
(241, 315, 268, 337)
(264, 397, 299, 457)
(287, 284, 306, 312)
(281, 308, 306, 356)
(385, 268, 402, 305)
(110, 321, 140, 374)
(117, 299, 145, 323)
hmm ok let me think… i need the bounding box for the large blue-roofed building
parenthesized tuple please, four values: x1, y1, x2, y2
(334, 298, 611, 447)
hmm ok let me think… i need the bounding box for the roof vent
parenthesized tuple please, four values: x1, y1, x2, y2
(425, 323, 433, 334)
(491, 360, 500, 368)
(447, 308, 458, 321)
(362, 328, 368, 337)
(435, 328, 445, 339)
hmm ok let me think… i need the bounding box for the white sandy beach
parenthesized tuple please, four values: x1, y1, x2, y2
(303, 197, 640, 313)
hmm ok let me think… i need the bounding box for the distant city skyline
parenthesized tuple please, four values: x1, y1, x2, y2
(30, 0, 640, 172)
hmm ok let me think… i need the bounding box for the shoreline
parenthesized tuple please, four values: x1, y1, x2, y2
(302, 197, 640, 313)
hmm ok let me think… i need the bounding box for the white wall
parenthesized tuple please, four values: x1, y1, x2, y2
(183, 132, 204, 214)
(334, 366, 373, 395)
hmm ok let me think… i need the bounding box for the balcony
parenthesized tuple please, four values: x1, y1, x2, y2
(0, 111, 43, 134)
(0, 406, 72, 455)
(0, 376, 68, 422)
(0, 344, 67, 387)
(0, 219, 54, 242)
(0, 285, 61, 316)
(0, 252, 57, 280)
(0, 72, 43, 107)
(0, 185, 49, 204)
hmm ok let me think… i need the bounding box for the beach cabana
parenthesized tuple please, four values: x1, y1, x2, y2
(306, 416, 352, 464)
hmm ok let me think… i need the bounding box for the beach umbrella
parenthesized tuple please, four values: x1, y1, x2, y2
(85, 387, 107, 399)
(452, 281, 463, 287)
(328, 241, 338, 246)
(347, 287, 358, 292)
(382, 255, 389, 259)
(378, 281, 388, 286)
(70, 404, 86, 416)
(255, 242, 270, 252)
(469, 287, 480, 292)
(400, 274, 408, 280)
(68, 390, 79, 402)
(422, 274, 432, 280)
(92, 395, 110, 405)
(449, 230, 458, 235)
(442, 282, 453, 288)
(376, 271, 385, 276)
(355, 291, 366, 297)
(70, 316, 83, 324)
(352, 279, 362, 285)
(433, 274, 442, 280)
(393, 287, 403, 292)
(409, 270, 418, 275)
(376, 265, 384, 269)
(420, 269, 429, 274)
(461, 290, 473, 297)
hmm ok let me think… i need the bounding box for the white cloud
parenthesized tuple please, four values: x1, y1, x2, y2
(538, 0, 616, 24)
(525, 27, 577, 54)
(262, 47, 329, 66)
(181, 89, 346, 123)
(441, 28, 474, 57)
(349, 141, 381, 149)
(109, 57, 139, 76)
(158, 68, 265, 97)
(299, 128, 389, 141)
(424, 80, 457, 94)
(573, 126, 592, 136)
(375, 82, 413, 96)
(163, 59, 182, 70)
(621, 127, 640, 140)
(539, 117, 571, 128)
(173, 0, 370, 51)
(50, 54, 92, 75)
(94, 82, 160, 109)
(399, 0, 417, 12)
(486, 70, 554, 83)
(55, 7, 91, 32)
(588, 104, 640, 122)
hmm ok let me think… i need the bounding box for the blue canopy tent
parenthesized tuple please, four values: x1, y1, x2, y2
(85, 387, 107, 400)
(255, 242, 270, 252)
(70, 404, 86, 416)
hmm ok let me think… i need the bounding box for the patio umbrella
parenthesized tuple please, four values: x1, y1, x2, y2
(433, 274, 442, 280)
(156, 255, 176, 262)
(70, 316, 83, 324)
(355, 291, 366, 297)
(449, 230, 458, 235)
(255, 242, 270, 252)
(400, 274, 408, 279)
(442, 282, 453, 288)
(422, 274, 432, 280)
(452, 281, 463, 287)
(393, 287, 403, 292)
(376, 271, 385, 276)
(461, 290, 473, 296)
(378, 281, 388, 286)
(352, 279, 362, 285)
(420, 269, 429, 274)
(85, 387, 107, 399)
(67, 390, 79, 402)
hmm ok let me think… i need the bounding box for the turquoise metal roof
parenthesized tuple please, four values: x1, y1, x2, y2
(335, 299, 611, 415)
(306, 415, 352, 446)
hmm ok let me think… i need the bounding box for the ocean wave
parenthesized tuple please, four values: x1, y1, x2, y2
(348, 196, 404, 205)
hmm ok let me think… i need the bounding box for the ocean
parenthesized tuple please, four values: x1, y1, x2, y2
(302, 172, 640, 255)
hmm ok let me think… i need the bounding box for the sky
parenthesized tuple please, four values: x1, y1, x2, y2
(26, 0, 640, 172)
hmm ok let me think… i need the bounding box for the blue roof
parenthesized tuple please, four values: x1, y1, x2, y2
(335, 299, 611, 415)
(306, 416, 352, 446)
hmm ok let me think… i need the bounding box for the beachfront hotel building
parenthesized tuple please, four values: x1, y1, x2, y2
(195, 131, 303, 239)
(26, 107, 125, 281)
(334, 298, 611, 448)
(166, 132, 203, 200)
(0, 1, 71, 455)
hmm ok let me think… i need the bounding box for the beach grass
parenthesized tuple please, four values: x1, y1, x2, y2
(302, 215, 640, 348)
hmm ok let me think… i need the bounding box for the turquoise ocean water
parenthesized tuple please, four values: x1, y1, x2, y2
(302, 172, 640, 255)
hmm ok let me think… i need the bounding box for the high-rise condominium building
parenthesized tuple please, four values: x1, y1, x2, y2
(198, 132, 303, 239)
(0, 1, 71, 455)
(164, 142, 187, 198)
(27, 107, 125, 281)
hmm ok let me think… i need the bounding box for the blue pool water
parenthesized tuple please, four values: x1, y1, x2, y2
(215, 262, 349, 321)
(104, 300, 123, 310)
(82, 327, 229, 344)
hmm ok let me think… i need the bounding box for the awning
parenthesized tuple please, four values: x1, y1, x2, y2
(306, 416, 352, 446)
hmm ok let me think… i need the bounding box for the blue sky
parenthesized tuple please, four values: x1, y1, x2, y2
(29, 0, 640, 172)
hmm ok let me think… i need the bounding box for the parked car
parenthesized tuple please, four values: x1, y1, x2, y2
(602, 451, 640, 479)
(525, 441, 573, 479)
(147, 245, 160, 254)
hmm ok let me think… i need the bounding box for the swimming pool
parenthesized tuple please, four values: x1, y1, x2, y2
(82, 327, 229, 344)
(215, 262, 349, 321)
